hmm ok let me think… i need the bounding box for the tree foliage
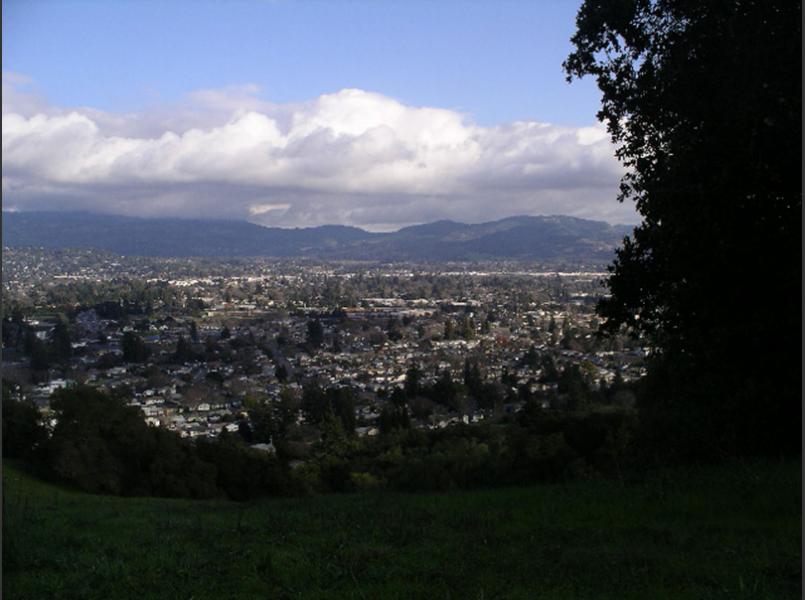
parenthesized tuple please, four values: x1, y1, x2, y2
(306, 319, 324, 348)
(565, 0, 801, 458)
(301, 382, 356, 432)
(2, 389, 47, 460)
(36, 385, 291, 500)
(121, 331, 151, 363)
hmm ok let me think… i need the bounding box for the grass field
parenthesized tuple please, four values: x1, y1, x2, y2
(3, 460, 800, 599)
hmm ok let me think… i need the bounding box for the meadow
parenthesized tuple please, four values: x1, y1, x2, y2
(3, 460, 800, 599)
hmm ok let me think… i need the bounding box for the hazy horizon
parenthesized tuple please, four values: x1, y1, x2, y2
(1, 207, 637, 234)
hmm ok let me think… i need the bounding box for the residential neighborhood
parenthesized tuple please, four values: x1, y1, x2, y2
(3, 247, 645, 458)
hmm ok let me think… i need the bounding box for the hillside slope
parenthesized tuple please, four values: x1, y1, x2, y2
(3, 461, 800, 599)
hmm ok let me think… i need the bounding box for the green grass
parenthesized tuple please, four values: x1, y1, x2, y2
(3, 460, 800, 599)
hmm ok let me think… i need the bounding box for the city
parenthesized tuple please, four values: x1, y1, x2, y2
(3, 247, 645, 450)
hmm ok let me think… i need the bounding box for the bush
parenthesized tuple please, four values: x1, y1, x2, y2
(2, 396, 47, 460)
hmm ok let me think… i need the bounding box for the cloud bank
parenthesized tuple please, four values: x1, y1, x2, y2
(2, 73, 632, 230)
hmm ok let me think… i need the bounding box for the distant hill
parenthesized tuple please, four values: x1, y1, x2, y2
(2, 211, 633, 262)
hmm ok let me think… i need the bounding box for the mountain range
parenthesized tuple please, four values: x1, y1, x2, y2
(2, 211, 632, 263)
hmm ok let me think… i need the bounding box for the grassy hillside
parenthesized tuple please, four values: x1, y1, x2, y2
(3, 460, 800, 599)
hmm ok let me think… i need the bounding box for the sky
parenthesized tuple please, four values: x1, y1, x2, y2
(2, 0, 635, 230)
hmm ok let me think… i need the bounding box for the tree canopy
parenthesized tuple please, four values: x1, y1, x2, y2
(565, 0, 801, 458)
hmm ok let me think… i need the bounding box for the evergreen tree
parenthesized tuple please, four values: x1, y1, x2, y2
(404, 364, 422, 397)
(463, 358, 483, 397)
(174, 336, 194, 363)
(51, 318, 72, 362)
(443, 319, 455, 340)
(275, 363, 288, 382)
(26, 330, 51, 371)
(306, 319, 324, 348)
(276, 386, 299, 436)
(521, 345, 540, 368)
(122, 331, 151, 363)
(461, 316, 475, 340)
(301, 381, 327, 424)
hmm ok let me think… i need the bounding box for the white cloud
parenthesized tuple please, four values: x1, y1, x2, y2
(249, 202, 291, 216)
(1, 75, 634, 229)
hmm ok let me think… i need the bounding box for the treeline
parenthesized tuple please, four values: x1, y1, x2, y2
(2, 279, 191, 319)
(292, 406, 635, 494)
(3, 384, 295, 501)
(3, 380, 637, 500)
(276, 368, 635, 493)
(2, 313, 74, 372)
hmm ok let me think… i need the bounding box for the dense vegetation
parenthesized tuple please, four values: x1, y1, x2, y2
(565, 0, 801, 459)
(3, 381, 637, 500)
(3, 384, 293, 500)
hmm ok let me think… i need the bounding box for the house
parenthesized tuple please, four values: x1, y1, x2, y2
(250, 441, 277, 454)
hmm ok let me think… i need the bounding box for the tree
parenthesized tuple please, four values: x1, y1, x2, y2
(432, 369, 464, 413)
(463, 358, 483, 397)
(557, 364, 591, 413)
(538, 354, 559, 384)
(26, 329, 51, 371)
(301, 381, 327, 424)
(443, 319, 455, 340)
(521, 345, 540, 369)
(404, 364, 422, 397)
(248, 403, 276, 444)
(386, 317, 403, 341)
(46, 385, 153, 495)
(122, 331, 151, 363)
(460, 316, 475, 340)
(332, 331, 343, 353)
(2, 391, 47, 460)
(51, 318, 72, 362)
(174, 336, 195, 363)
(565, 0, 800, 457)
(327, 387, 357, 433)
(501, 367, 518, 388)
(306, 319, 324, 348)
(276, 386, 300, 436)
(379, 402, 411, 434)
(301, 382, 355, 431)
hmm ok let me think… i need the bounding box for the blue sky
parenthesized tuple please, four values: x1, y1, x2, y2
(3, 0, 600, 126)
(2, 1, 633, 229)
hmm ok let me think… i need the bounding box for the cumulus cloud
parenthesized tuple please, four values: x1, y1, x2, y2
(2, 73, 633, 230)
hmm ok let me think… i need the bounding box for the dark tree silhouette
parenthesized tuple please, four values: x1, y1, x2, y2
(51, 318, 72, 362)
(301, 382, 356, 432)
(306, 319, 324, 348)
(565, 0, 800, 458)
(122, 331, 151, 363)
(404, 364, 422, 397)
(2, 386, 47, 460)
(174, 336, 195, 363)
